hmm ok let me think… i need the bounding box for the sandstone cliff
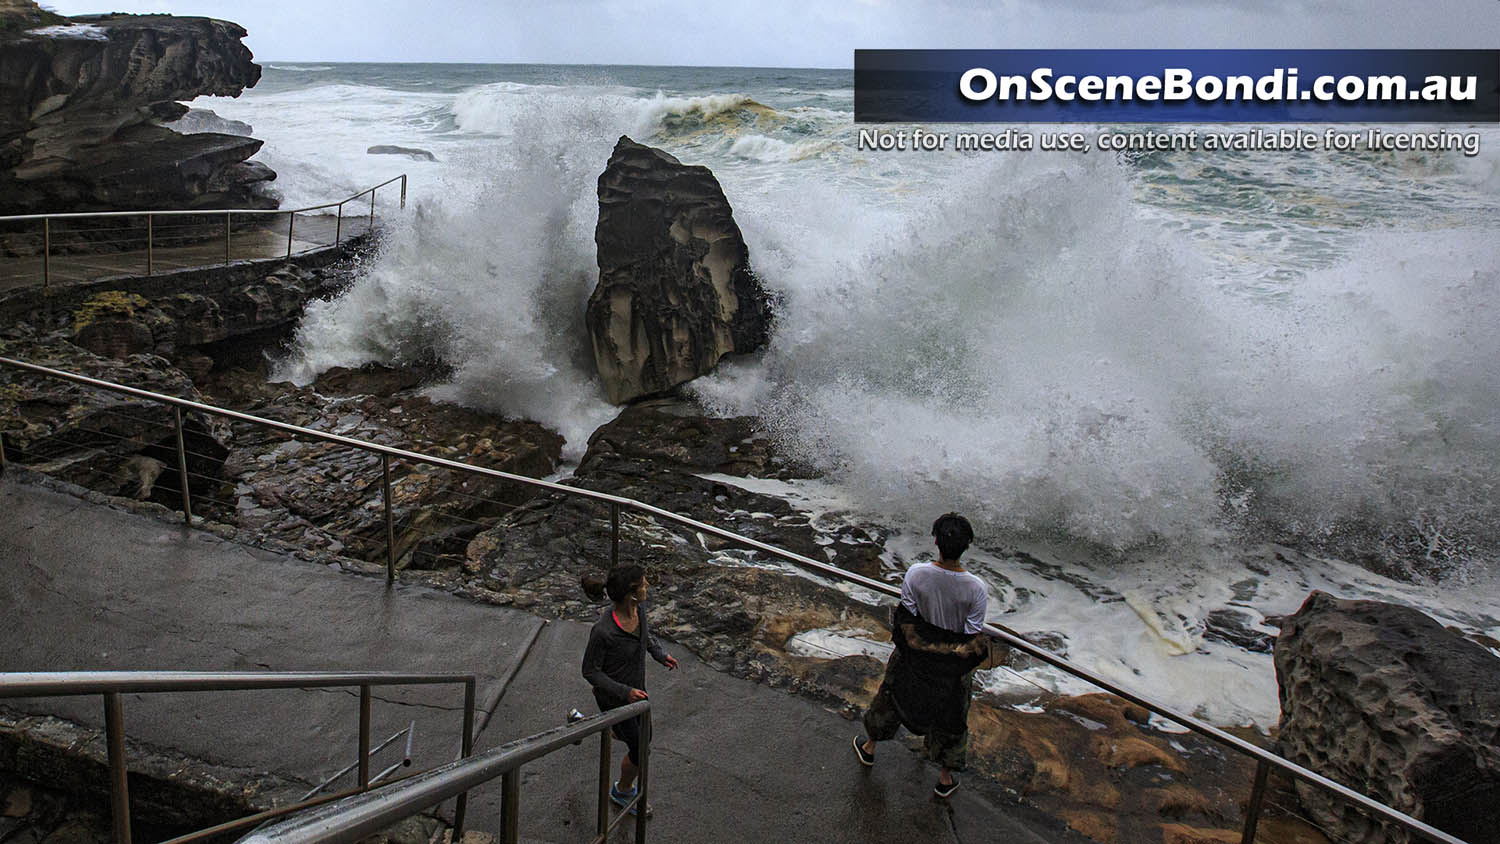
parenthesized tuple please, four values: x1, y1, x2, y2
(0, 8, 273, 214)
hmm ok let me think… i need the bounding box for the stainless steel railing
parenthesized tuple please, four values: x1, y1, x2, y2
(240, 701, 653, 844)
(0, 175, 406, 288)
(0, 356, 1472, 844)
(0, 670, 477, 844)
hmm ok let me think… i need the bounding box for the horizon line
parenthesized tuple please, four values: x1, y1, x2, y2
(255, 59, 853, 72)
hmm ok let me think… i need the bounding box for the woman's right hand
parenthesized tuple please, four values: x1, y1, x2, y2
(628, 688, 649, 702)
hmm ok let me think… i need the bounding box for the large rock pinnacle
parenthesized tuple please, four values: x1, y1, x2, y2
(587, 136, 772, 405)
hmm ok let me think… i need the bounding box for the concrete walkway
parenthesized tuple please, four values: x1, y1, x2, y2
(0, 476, 1085, 843)
(0, 215, 373, 292)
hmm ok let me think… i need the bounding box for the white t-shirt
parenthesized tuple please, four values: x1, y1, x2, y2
(900, 562, 989, 635)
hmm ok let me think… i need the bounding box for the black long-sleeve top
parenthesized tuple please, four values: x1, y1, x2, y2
(581, 605, 668, 710)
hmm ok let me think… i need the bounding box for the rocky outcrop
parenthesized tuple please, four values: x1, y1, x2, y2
(587, 136, 772, 404)
(0, 335, 230, 508)
(17, 263, 347, 391)
(210, 364, 564, 569)
(0, 707, 306, 836)
(578, 397, 813, 479)
(0, 10, 273, 214)
(1274, 591, 1500, 844)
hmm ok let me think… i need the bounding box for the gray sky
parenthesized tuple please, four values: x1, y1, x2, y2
(41, 0, 1500, 67)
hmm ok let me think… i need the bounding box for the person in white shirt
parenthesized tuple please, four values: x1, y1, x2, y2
(853, 513, 989, 798)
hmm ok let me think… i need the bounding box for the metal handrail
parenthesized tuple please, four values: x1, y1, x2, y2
(0, 175, 407, 287)
(240, 702, 652, 844)
(0, 357, 1470, 844)
(0, 670, 478, 844)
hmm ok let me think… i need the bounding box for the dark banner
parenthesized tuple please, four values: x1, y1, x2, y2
(854, 49, 1500, 123)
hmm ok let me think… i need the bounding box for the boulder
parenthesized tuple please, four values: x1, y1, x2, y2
(1274, 591, 1500, 844)
(587, 136, 772, 404)
(0, 12, 273, 214)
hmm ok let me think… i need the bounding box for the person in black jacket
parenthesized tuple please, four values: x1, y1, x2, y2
(854, 513, 990, 798)
(581, 564, 677, 815)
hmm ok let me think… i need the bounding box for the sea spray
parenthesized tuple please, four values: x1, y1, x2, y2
(274, 92, 627, 450)
(698, 145, 1500, 565)
(244, 66, 1500, 569)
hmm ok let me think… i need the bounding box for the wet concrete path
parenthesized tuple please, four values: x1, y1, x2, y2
(1, 476, 1085, 843)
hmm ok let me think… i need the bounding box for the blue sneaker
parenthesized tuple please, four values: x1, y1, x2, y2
(609, 781, 636, 808)
(609, 781, 653, 817)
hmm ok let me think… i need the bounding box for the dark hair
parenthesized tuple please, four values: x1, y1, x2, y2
(605, 564, 646, 603)
(932, 512, 974, 561)
(580, 572, 607, 602)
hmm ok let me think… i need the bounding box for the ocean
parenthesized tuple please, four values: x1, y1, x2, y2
(190, 62, 1500, 728)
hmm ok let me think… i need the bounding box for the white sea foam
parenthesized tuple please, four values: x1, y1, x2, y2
(729, 134, 837, 163)
(26, 23, 108, 40)
(272, 91, 626, 451)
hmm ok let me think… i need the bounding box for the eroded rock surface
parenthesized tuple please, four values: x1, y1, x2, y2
(587, 136, 772, 404)
(0, 8, 273, 214)
(210, 364, 564, 569)
(1275, 591, 1500, 844)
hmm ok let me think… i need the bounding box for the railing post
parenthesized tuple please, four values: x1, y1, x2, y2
(635, 709, 650, 842)
(358, 684, 372, 789)
(369, 188, 376, 231)
(286, 211, 295, 259)
(597, 729, 610, 836)
(224, 212, 232, 264)
(500, 769, 520, 844)
(1240, 759, 1271, 844)
(335, 202, 343, 246)
(610, 502, 620, 567)
(400, 175, 407, 209)
(104, 692, 132, 844)
(146, 214, 153, 276)
(383, 453, 396, 582)
(452, 679, 475, 840)
(42, 218, 50, 289)
(173, 407, 192, 524)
